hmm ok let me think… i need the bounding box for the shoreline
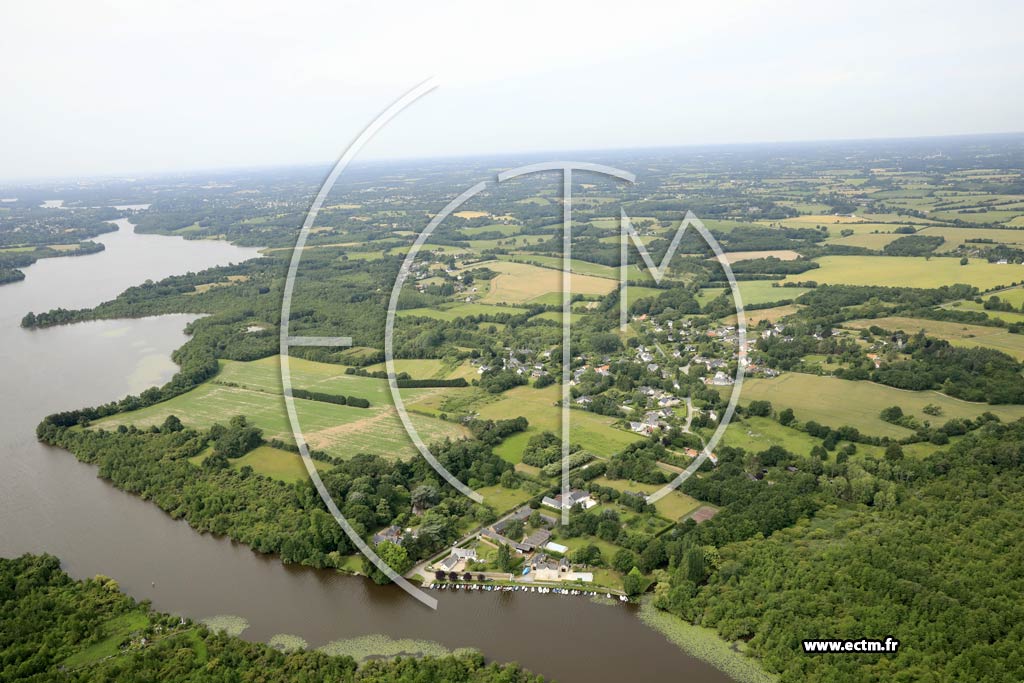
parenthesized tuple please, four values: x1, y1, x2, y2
(637, 599, 776, 683)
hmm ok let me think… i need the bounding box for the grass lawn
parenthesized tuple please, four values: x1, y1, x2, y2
(556, 534, 623, 563)
(843, 316, 1024, 361)
(475, 385, 642, 459)
(728, 373, 1024, 437)
(474, 484, 534, 514)
(63, 611, 149, 668)
(95, 356, 469, 460)
(782, 255, 1024, 289)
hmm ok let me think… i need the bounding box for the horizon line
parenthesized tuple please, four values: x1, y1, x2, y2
(2, 128, 1023, 187)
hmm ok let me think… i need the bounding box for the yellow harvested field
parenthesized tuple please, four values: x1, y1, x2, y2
(481, 261, 617, 304)
(723, 304, 800, 326)
(720, 250, 801, 263)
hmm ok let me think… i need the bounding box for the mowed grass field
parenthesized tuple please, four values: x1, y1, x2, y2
(481, 261, 617, 304)
(843, 316, 1024, 361)
(95, 356, 469, 460)
(474, 384, 641, 460)
(726, 373, 1024, 438)
(782, 255, 1024, 289)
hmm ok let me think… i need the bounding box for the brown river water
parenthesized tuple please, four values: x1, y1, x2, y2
(0, 219, 733, 683)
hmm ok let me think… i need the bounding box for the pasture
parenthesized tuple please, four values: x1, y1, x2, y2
(843, 316, 1024, 361)
(723, 416, 884, 459)
(782, 256, 1024, 290)
(227, 445, 332, 483)
(397, 301, 528, 321)
(474, 384, 641, 460)
(94, 356, 469, 460)
(497, 254, 661, 283)
(825, 232, 903, 250)
(943, 300, 1024, 324)
(917, 226, 1024, 252)
(727, 373, 1024, 437)
(697, 282, 812, 309)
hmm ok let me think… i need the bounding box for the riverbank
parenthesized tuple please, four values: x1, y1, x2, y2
(638, 599, 776, 683)
(0, 218, 738, 683)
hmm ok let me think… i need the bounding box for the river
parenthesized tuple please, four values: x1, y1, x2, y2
(0, 219, 733, 683)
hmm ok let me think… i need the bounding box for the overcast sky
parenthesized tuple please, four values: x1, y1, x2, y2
(2, 0, 1022, 181)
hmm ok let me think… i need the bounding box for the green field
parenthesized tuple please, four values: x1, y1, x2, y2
(591, 475, 701, 520)
(95, 356, 469, 460)
(843, 316, 1024, 361)
(723, 416, 884, 458)
(782, 255, 1024, 289)
(917, 226, 1024, 252)
(496, 254, 659, 282)
(727, 373, 1024, 437)
(397, 301, 528, 321)
(825, 232, 903, 250)
(460, 223, 521, 236)
(475, 385, 641, 459)
(698, 282, 812, 309)
(226, 445, 331, 483)
(943, 301, 1024, 324)
(474, 484, 534, 514)
(530, 310, 584, 324)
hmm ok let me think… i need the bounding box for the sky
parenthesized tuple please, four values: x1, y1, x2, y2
(2, 0, 1022, 181)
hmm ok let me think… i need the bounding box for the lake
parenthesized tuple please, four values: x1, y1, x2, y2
(0, 219, 733, 683)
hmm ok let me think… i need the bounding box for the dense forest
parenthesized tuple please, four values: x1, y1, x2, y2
(0, 554, 544, 682)
(655, 419, 1024, 682)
